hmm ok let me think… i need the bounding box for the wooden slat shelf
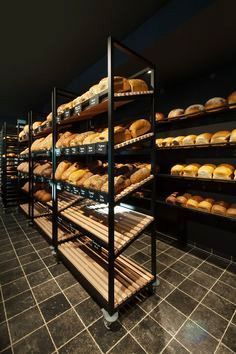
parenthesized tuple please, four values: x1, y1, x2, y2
(60, 201, 153, 253)
(34, 216, 76, 243)
(59, 238, 154, 307)
(46, 191, 83, 211)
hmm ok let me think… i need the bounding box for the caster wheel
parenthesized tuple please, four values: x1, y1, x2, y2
(104, 319, 112, 330)
(146, 285, 155, 295)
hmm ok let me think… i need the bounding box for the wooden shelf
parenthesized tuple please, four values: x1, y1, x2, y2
(47, 191, 83, 211)
(158, 174, 236, 185)
(59, 238, 154, 308)
(61, 202, 153, 253)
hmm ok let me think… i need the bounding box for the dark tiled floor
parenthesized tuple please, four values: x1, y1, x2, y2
(0, 210, 235, 353)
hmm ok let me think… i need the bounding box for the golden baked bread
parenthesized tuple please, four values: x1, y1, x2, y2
(124, 129, 132, 141)
(130, 167, 150, 184)
(198, 200, 214, 212)
(46, 112, 52, 121)
(98, 76, 130, 93)
(156, 138, 163, 147)
(101, 175, 130, 194)
(129, 119, 151, 138)
(69, 131, 94, 146)
(56, 132, 73, 148)
(182, 135, 197, 146)
(197, 164, 216, 179)
(155, 112, 165, 121)
(213, 164, 234, 180)
(205, 97, 227, 111)
(93, 126, 126, 145)
(87, 174, 108, 190)
(55, 161, 72, 180)
(89, 84, 100, 97)
(185, 104, 205, 116)
(226, 204, 236, 218)
(183, 193, 192, 200)
(128, 79, 148, 92)
(168, 108, 184, 119)
(172, 136, 185, 146)
(166, 193, 178, 204)
(196, 133, 212, 145)
(211, 203, 227, 216)
(82, 133, 100, 145)
(68, 170, 87, 184)
(162, 137, 174, 147)
(72, 96, 82, 107)
(183, 164, 201, 177)
(210, 131, 231, 144)
(186, 198, 199, 209)
(61, 134, 78, 148)
(40, 134, 52, 150)
(227, 91, 236, 108)
(76, 172, 93, 186)
(229, 129, 236, 143)
(57, 102, 73, 115)
(61, 163, 80, 181)
(23, 125, 29, 133)
(176, 195, 188, 206)
(22, 182, 30, 192)
(32, 122, 42, 130)
(171, 164, 185, 176)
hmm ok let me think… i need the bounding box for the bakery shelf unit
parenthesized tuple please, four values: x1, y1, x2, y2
(17, 118, 29, 208)
(154, 105, 236, 258)
(0, 122, 19, 209)
(50, 37, 157, 324)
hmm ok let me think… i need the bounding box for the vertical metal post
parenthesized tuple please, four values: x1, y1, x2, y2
(107, 36, 115, 314)
(28, 111, 34, 223)
(52, 87, 58, 250)
(150, 67, 157, 282)
(2, 122, 7, 208)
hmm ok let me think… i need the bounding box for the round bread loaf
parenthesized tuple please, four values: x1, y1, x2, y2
(55, 161, 72, 180)
(171, 164, 185, 176)
(176, 196, 188, 206)
(166, 195, 176, 204)
(211, 203, 227, 216)
(230, 129, 236, 143)
(168, 108, 184, 119)
(155, 112, 165, 121)
(156, 138, 163, 147)
(98, 76, 131, 93)
(197, 164, 216, 179)
(186, 198, 199, 209)
(205, 97, 227, 112)
(210, 131, 231, 144)
(129, 119, 151, 138)
(23, 125, 29, 133)
(162, 137, 174, 147)
(226, 204, 236, 218)
(46, 112, 52, 121)
(182, 135, 197, 146)
(198, 200, 214, 212)
(184, 104, 205, 116)
(183, 163, 201, 177)
(128, 79, 148, 92)
(213, 164, 234, 180)
(32, 122, 42, 130)
(172, 136, 185, 146)
(19, 130, 25, 138)
(227, 91, 236, 108)
(196, 133, 212, 145)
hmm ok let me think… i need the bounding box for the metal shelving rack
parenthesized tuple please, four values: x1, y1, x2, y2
(0, 122, 19, 209)
(17, 118, 29, 210)
(49, 37, 157, 325)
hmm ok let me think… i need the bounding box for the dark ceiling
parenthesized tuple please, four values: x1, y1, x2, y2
(0, 0, 167, 120)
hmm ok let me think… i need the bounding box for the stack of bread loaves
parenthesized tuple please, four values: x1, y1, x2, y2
(34, 189, 52, 203)
(31, 133, 52, 151)
(171, 163, 235, 180)
(33, 162, 52, 178)
(55, 160, 151, 195)
(156, 129, 236, 148)
(17, 162, 30, 173)
(166, 192, 236, 217)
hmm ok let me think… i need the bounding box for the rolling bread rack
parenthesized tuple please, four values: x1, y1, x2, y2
(19, 37, 157, 326)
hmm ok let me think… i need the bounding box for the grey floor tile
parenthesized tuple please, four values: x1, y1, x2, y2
(56, 272, 77, 290)
(48, 263, 68, 278)
(64, 283, 89, 306)
(32, 279, 61, 303)
(8, 306, 44, 343)
(191, 304, 228, 339)
(176, 320, 218, 353)
(12, 325, 55, 354)
(189, 248, 210, 260)
(75, 297, 102, 327)
(139, 293, 162, 313)
(0, 322, 10, 351)
(0, 250, 16, 263)
(150, 300, 186, 335)
(43, 255, 58, 267)
(159, 268, 185, 287)
(155, 278, 175, 299)
(89, 317, 127, 353)
(0, 302, 6, 323)
(222, 324, 236, 352)
(0, 267, 24, 286)
(215, 344, 233, 353)
(109, 334, 146, 354)
(178, 279, 207, 301)
(207, 255, 230, 269)
(158, 253, 176, 266)
(188, 269, 216, 289)
(130, 251, 150, 264)
(2, 277, 29, 301)
(27, 268, 52, 287)
(131, 316, 171, 354)
(164, 247, 185, 259)
(119, 302, 146, 331)
(5, 289, 35, 319)
(198, 262, 224, 279)
(170, 260, 194, 276)
(39, 293, 70, 322)
(59, 329, 100, 354)
(202, 291, 236, 321)
(166, 289, 198, 316)
(19, 252, 40, 265)
(132, 240, 147, 250)
(212, 281, 236, 305)
(22, 259, 46, 275)
(219, 271, 236, 288)
(0, 259, 20, 274)
(48, 308, 84, 348)
(16, 245, 35, 257)
(162, 339, 189, 354)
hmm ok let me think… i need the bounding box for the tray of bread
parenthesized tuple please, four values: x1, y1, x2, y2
(156, 91, 236, 124)
(156, 129, 236, 150)
(165, 192, 236, 221)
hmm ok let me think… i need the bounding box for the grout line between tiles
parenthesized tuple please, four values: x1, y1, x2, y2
(214, 308, 236, 353)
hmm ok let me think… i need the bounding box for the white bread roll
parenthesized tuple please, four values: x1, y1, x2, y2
(182, 135, 197, 146)
(197, 164, 216, 179)
(198, 199, 214, 212)
(171, 164, 185, 176)
(162, 137, 174, 147)
(210, 131, 231, 144)
(229, 129, 236, 143)
(184, 104, 204, 116)
(128, 79, 148, 92)
(213, 164, 234, 180)
(168, 108, 184, 119)
(172, 136, 185, 146)
(82, 133, 100, 145)
(69, 131, 94, 146)
(32, 122, 42, 130)
(205, 97, 227, 111)
(183, 164, 201, 177)
(196, 133, 212, 145)
(129, 119, 151, 138)
(156, 138, 163, 147)
(155, 112, 165, 121)
(227, 91, 236, 108)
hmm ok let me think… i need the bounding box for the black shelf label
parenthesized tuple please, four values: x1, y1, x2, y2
(56, 116, 61, 123)
(74, 104, 82, 114)
(91, 240, 102, 252)
(99, 193, 107, 204)
(57, 182, 62, 190)
(79, 146, 86, 154)
(96, 143, 107, 154)
(71, 147, 78, 155)
(72, 185, 79, 194)
(88, 189, 98, 200)
(65, 184, 72, 192)
(64, 109, 70, 118)
(89, 96, 99, 106)
(46, 121, 51, 128)
(64, 148, 70, 155)
(79, 188, 87, 198)
(87, 144, 95, 154)
(55, 148, 61, 156)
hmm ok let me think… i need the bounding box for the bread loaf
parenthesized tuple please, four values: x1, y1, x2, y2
(124, 129, 132, 141)
(72, 96, 82, 107)
(226, 204, 236, 218)
(172, 136, 185, 146)
(82, 133, 100, 145)
(213, 164, 234, 180)
(198, 199, 214, 212)
(185, 104, 204, 116)
(186, 198, 199, 209)
(155, 112, 165, 121)
(229, 129, 236, 143)
(47, 113, 52, 121)
(22, 182, 30, 192)
(171, 164, 185, 176)
(196, 133, 212, 145)
(129, 119, 151, 138)
(40, 134, 52, 150)
(89, 84, 100, 97)
(211, 203, 227, 216)
(57, 102, 73, 114)
(182, 135, 197, 146)
(68, 170, 87, 184)
(32, 122, 42, 130)
(76, 172, 93, 186)
(227, 91, 236, 108)
(197, 164, 216, 179)
(205, 97, 227, 111)
(19, 130, 25, 138)
(210, 131, 230, 144)
(101, 175, 130, 194)
(55, 161, 71, 180)
(162, 137, 174, 147)
(130, 167, 150, 184)
(61, 163, 80, 181)
(80, 91, 92, 103)
(69, 131, 94, 146)
(176, 195, 189, 206)
(23, 125, 29, 133)
(93, 126, 126, 145)
(156, 138, 163, 147)
(166, 192, 178, 204)
(183, 164, 201, 177)
(61, 134, 77, 148)
(128, 79, 148, 92)
(168, 108, 184, 119)
(98, 76, 130, 93)
(87, 174, 108, 190)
